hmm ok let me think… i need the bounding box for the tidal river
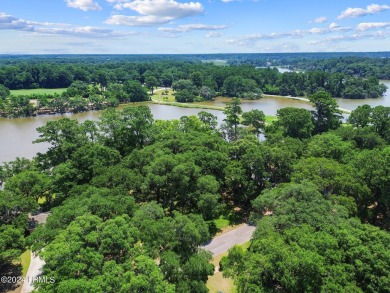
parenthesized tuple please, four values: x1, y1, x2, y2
(0, 81, 389, 163)
(0, 104, 224, 163)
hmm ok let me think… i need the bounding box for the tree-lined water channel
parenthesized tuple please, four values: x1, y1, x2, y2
(0, 80, 389, 163)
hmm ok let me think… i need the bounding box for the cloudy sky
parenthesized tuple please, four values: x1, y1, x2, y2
(1, 0, 390, 54)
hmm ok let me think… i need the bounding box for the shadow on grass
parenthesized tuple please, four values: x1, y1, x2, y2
(207, 221, 219, 237)
(208, 208, 246, 237)
(227, 209, 244, 225)
(0, 262, 22, 293)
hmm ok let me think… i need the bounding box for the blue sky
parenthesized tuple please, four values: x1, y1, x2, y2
(1, 0, 390, 53)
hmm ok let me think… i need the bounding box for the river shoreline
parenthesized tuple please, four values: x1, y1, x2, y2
(264, 94, 352, 114)
(4, 80, 390, 119)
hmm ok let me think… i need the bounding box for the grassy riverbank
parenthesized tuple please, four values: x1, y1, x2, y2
(151, 89, 278, 122)
(151, 99, 224, 111)
(264, 94, 352, 114)
(10, 88, 67, 96)
(150, 99, 277, 123)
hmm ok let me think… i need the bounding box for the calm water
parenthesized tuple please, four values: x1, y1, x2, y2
(0, 104, 224, 163)
(0, 81, 389, 163)
(199, 96, 314, 115)
(336, 80, 390, 109)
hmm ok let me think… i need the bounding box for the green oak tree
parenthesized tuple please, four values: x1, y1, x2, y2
(309, 90, 342, 134)
(276, 107, 314, 139)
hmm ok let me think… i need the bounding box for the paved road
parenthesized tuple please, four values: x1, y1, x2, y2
(20, 252, 45, 293)
(29, 211, 50, 225)
(19, 218, 255, 292)
(20, 212, 49, 293)
(201, 224, 256, 257)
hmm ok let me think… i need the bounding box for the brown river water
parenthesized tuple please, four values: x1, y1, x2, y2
(0, 80, 389, 163)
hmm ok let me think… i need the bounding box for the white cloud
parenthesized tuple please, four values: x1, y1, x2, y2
(206, 32, 222, 38)
(105, 15, 172, 26)
(357, 22, 390, 31)
(111, 0, 203, 17)
(158, 24, 226, 33)
(221, 0, 240, 3)
(65, 0, 102, 11)
(0, 13, 33, 30)
(227, 24, 353, 47)
(105, 0, 203, 26)
(227, 38, 301, 52)
(0, 13, 133, 38)
(309, 30, 390, 46)
(308, 23, 350, 35)
(313, 16, 327, 23)
(36, 26, 134, 38)
(337, 4, 390, 19)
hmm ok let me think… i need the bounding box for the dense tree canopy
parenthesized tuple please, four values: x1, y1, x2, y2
(1, 97, 389, 292)
(309, 90, 342, 134)
(222, 182, 390, 293)
(0, 55, 389, 292)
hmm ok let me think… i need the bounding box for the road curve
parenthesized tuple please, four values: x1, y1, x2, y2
(201, 224, 256, 257)
(20, 219, 255, 292)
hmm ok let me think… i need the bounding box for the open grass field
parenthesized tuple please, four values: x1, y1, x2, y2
(208, 256, 236, 293)
(10, 88, 67, 96)
(151, 88, 176, 102)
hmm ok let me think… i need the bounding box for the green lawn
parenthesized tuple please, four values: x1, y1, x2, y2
(10, 88, 67, 96)
(207, 241, 250, 293)
(265, 115, 277, 124)
(20, 250, 31, 276)
(213, 216, 231, 230)
(151, 88, 176, 102)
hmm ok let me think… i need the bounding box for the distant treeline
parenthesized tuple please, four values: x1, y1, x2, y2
(0, 58, 387, 96)
(227, 55, 390, 80)
(1, 52, 389, 65)
(286, 56, 390, 80)
(0, 59, 388, 117)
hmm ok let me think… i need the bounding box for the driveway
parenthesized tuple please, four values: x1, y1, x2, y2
(201, 224, 256, 257)
(20, 252, 45, 293)
(20, 212, 49, 293)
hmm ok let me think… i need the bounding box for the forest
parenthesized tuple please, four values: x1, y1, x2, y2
(0, 57, 388, 118)
(226, 53, 390, 80)
(1, 87, 390, 292)
(285, 56, 390, 80)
